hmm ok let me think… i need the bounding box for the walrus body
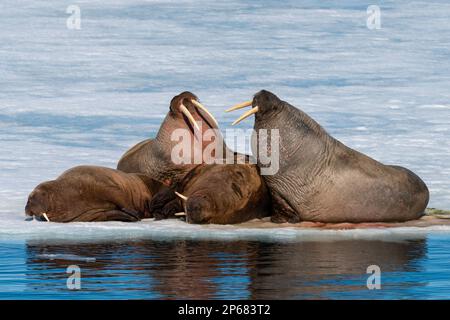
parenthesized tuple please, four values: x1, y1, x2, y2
(116, 138, 153, 175)
(25, 165, 165, 222)
(229, 90, 429, 223)
(150, 163, 271, 224)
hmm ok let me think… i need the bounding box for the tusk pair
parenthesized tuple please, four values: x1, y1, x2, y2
(175, 191, 188, 201)
(42, 212, 50, 222)
(191, 100, 219, 127)
(226, 100, 259, 125)
(180, 99, 219, 133)
(174, 193, 188, 219)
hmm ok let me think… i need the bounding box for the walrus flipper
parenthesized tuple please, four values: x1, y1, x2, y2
(270, 192, 302, 224)
(121, 208, 143, 220)
(148, 188, 181, 220)
(89, 210, 141, 222)
(159, 199, 183, 220)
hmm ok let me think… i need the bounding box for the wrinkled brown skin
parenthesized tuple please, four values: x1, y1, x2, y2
(249, 90, 429, 223)
(25, 166, 165, 222)
(117, 91, 231, 185)
(150, 163, 271, 224)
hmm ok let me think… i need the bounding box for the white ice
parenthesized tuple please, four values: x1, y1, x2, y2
(0, 0, 449, 241)
(2, 214, 450, 243)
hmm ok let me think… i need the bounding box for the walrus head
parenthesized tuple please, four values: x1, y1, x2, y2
(157, 91, 219, 144)
(150, 91, 230, 184)
(25, 182, 57, 222)
(25, 181, 143, 223)
(226, 90, 285, 126)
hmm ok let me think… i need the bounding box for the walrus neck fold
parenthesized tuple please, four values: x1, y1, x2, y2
(154, 113, 178, 144)
(255, 101, 335, 163)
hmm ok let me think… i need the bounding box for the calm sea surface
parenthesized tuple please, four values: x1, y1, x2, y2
(1, 235, 450, 299)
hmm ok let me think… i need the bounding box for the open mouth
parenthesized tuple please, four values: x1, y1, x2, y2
(180, 99, 219, 136)
(226, 100, 259, 125)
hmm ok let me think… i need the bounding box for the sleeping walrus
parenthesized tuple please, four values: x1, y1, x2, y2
(149, 163, 271, 224)
(25, 166, 165, 222)
(228, 90, 429, 223)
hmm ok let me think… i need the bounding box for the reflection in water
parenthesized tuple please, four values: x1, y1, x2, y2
(21, 237, 429, 299)
(248, 240, 427, 299)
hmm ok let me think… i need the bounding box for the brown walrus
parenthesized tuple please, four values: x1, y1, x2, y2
(117, 91, 229, 185)
(228, 90, 429, 223)
(150, 163, 271, 224)
(25, 165, 165, 222)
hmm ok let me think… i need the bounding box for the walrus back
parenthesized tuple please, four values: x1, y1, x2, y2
(117, 139, 153, 173)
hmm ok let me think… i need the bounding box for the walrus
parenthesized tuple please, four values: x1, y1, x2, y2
(228, 90, 430, 223)
(149, 163, 271, 224)
(117, 91, 230, 185)
(25, 165, 165, 222)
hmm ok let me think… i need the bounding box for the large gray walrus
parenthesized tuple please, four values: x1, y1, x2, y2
(228, 90, 429, 223)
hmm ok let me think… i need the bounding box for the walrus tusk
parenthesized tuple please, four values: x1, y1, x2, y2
(226, 100, 252, 112)
(175, 192, 188, 201)
(190, 100, 218, 127)
(232, 106, 259, 125)
(42, 212, 50, 222)
(174, 212, 186, 216)
(180, 104, 200, 132)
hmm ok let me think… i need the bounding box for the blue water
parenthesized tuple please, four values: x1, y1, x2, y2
(0, 0, 450, 299)
(0, 235, 449, 299)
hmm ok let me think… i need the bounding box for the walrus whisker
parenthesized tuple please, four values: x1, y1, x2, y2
(226, 100, 252, 112)
(232, 106, 259, 125)
(190, 100, 218, 127)
(174, 212, 186, 216)
(42, 212, 50, 222)
(174, 192, 188, 201)
(180, 104, 200, 132)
